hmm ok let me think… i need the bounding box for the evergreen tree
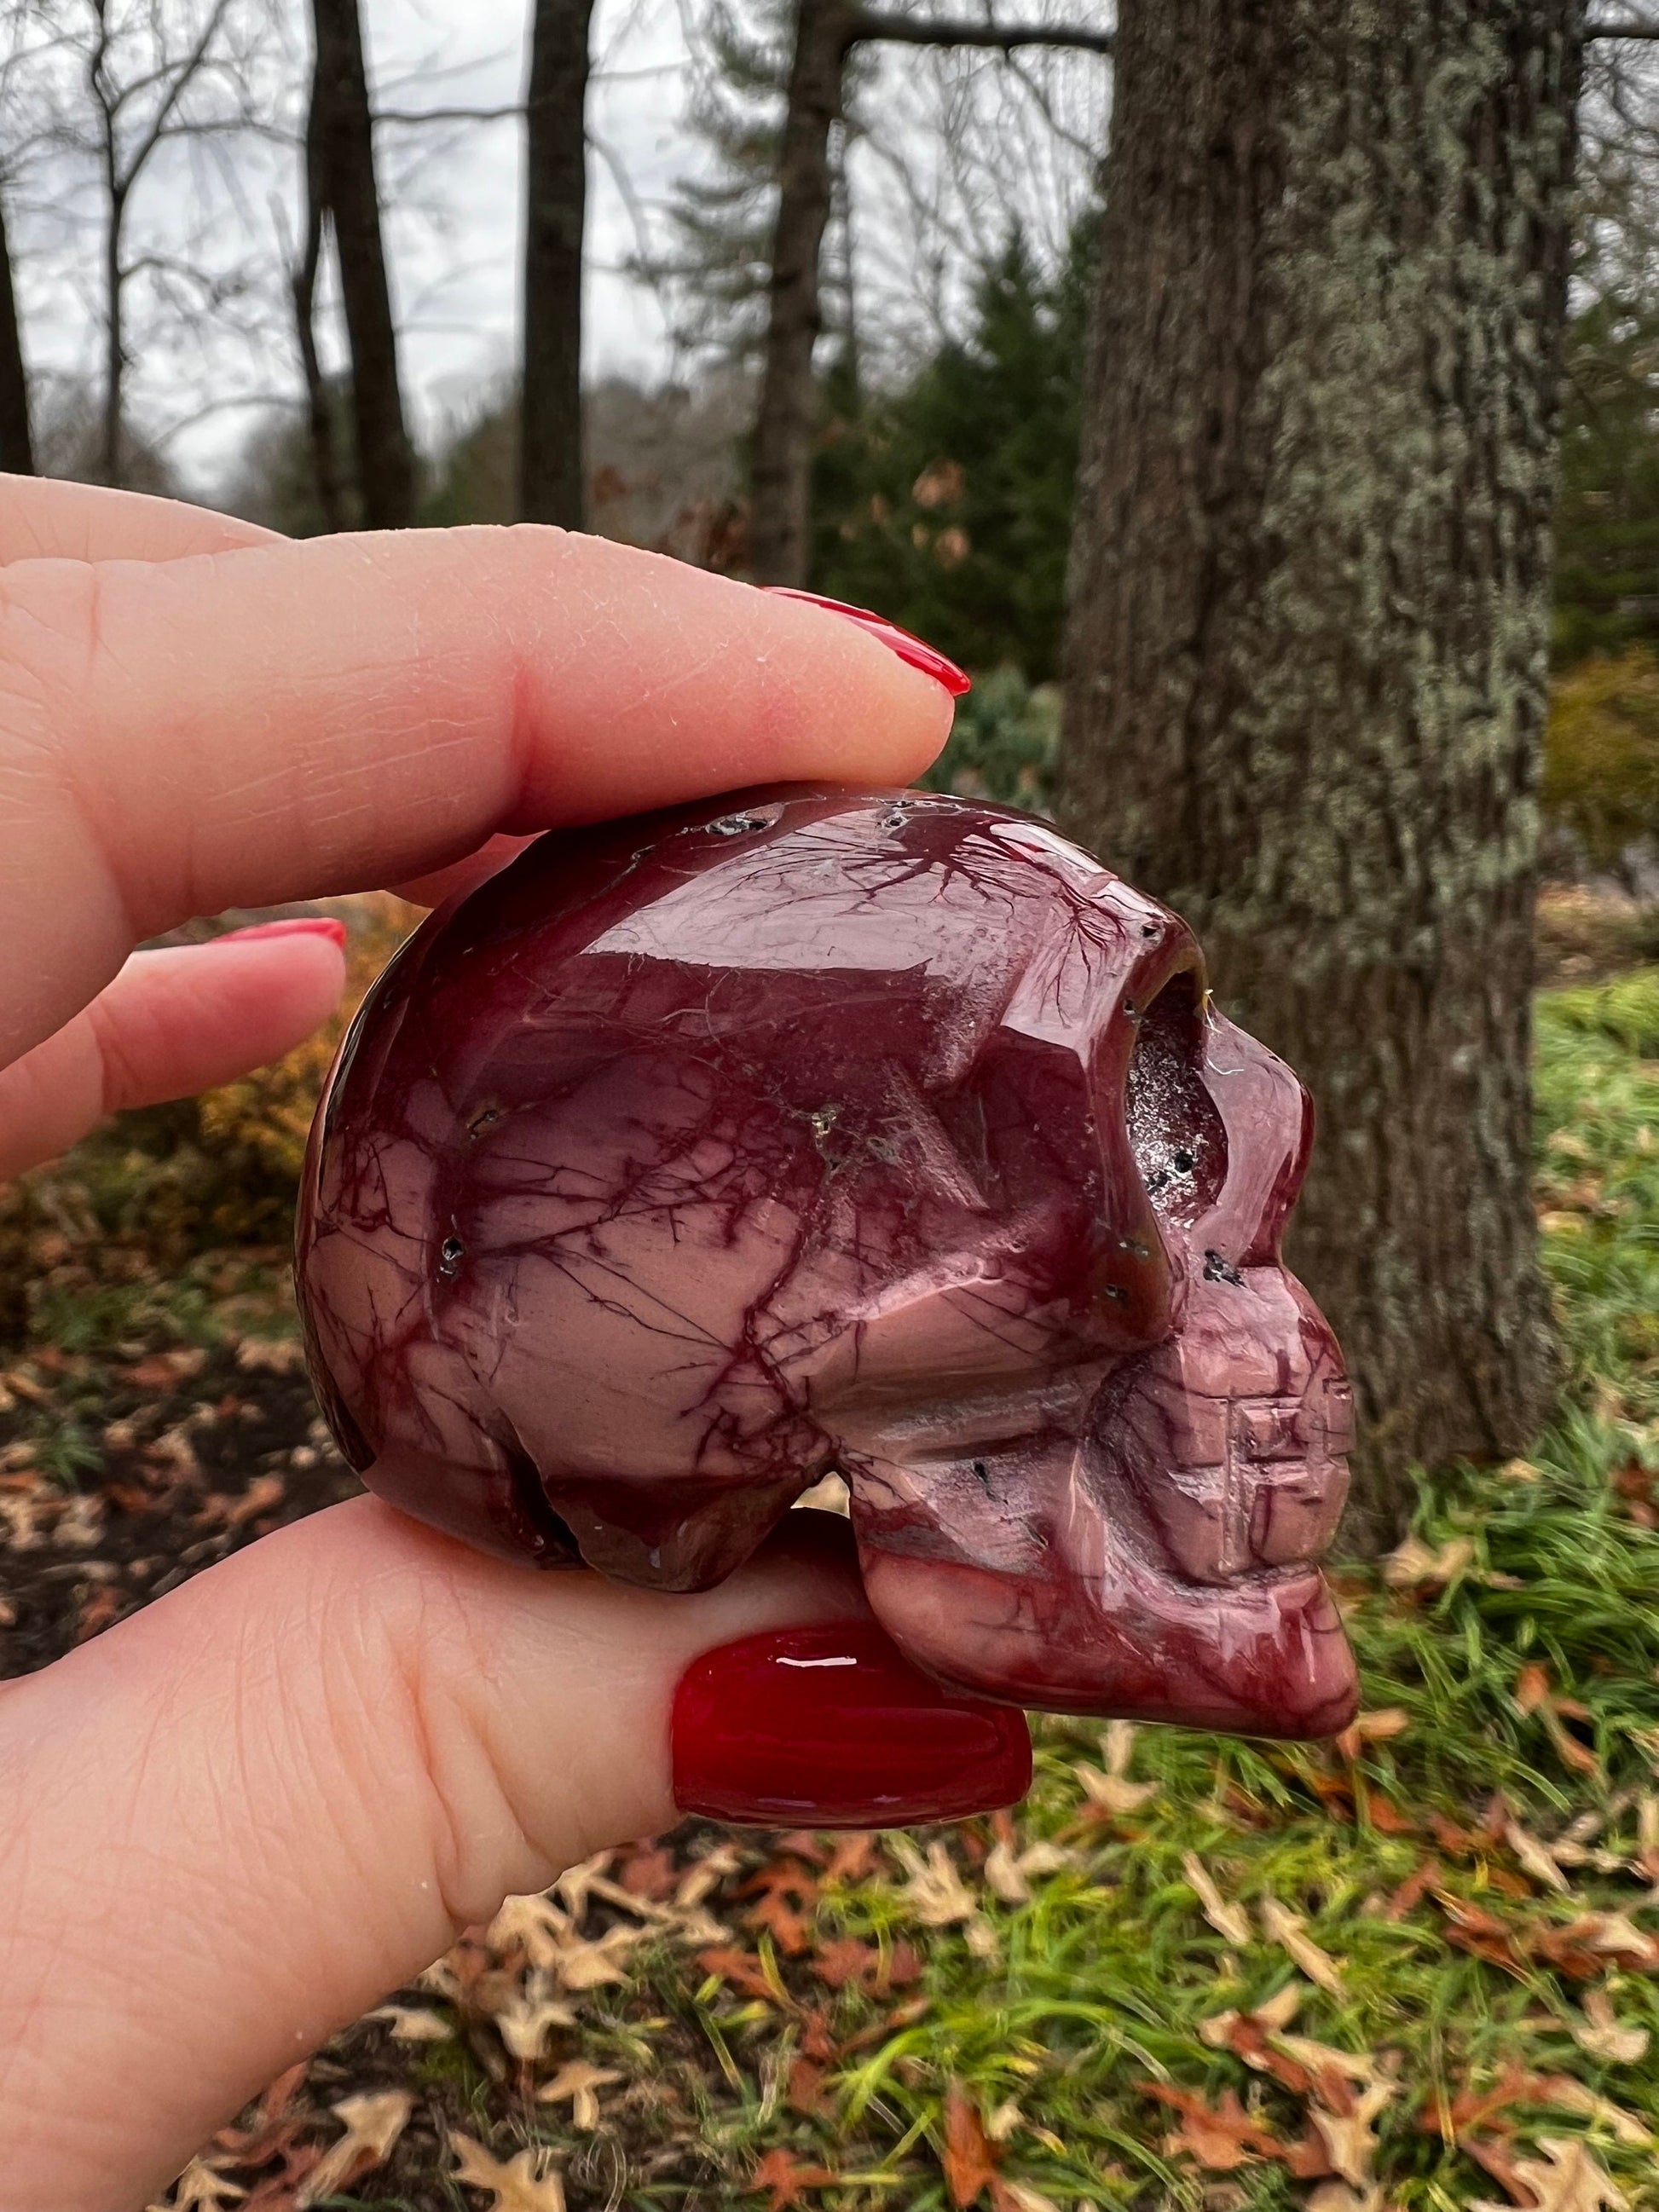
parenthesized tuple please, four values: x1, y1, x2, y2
(812, 223, 1092, 682)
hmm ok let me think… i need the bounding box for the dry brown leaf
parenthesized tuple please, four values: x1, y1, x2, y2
(1469, 2135, 1628, 2212)
(234, 1335, 307, 1373)
(1383, 1534, 1473, 1589)
(1506, 1821, 1571, 1894)
(891, 1837, 979, 1925)
(1273, 2032, 1379, 2085)
(1181, 1852, 1251, 1947)
(988, 2182, 1065, 2212)
(537, 2059, 621, 2130)
(1543, 2080, 1652, 2146)
(151, 2161, 246, 2212)
(984, 1840, 1032, 1904)
(1259, 1898, 1344, 1995)
(1334, 1708, 1412, 1760)
(1572, 1988, 1651, 2066)
(1304, 2188, 1390, 2212)
(485, 1891, 571, 1969)
(451, 2133, 568, 2212)
(295, 2090, 413, 2208)
(367, 2003, 453, 2042)
(552, 1925, 643, 1990)
(675, 1842, 743, 1911)
(751, 2148, 836, 2210)
(492, 1973, 577, 2061)
(941, 2081, 1000, 2207)
(1309, 2082, 1394, 2187)
(1073, 1764, 1158, 1816)
(1144, 2082, 1281, 2170)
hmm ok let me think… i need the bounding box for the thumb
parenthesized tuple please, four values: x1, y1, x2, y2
(0, 1498, 866, 2211)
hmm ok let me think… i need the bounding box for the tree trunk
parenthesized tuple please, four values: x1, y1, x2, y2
(309, 0, 415, 529)
(294, 67, 346, 532)
(749, 0, 853, 585)
(519, 0, 595, 528)
(1056, 0, 1582, 1551)
(0, 186, 33, 476)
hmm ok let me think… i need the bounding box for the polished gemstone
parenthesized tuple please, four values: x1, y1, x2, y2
(296, 785, 1359, 1738)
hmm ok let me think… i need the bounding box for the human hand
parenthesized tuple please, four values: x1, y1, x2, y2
(0, 479, 1022, 2210)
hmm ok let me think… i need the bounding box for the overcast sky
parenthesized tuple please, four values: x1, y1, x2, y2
(3, 0, 1110, 495)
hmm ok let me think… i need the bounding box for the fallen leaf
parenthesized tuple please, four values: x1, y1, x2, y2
(787, 2055, 830, 2115)
(1304, 2189, 1389, 2212)
(1181, 1852, 1251, 1947)
(1143, 2082, 1281, 2171)
(1543, 2081, 1652, 2146)
(1309, 2083, 1394, 2188)
(1469, 2135, 1628, 2212)
(1335, 1707, 1412, 1760)
(234, 1336, 307, 1374)
(1507, 1821, 1572, 1894)
(295, 2090, 413, 2208)
(941, 2082, 999, 2207)
(1073, 1763, 1158, 1817)
(451, 2133, 568, 2212)
(1383, 1534, 1473, 1589)
(213, 2063, 309, 2166)
(1259, 1897, 1344, 1995)
(485, 1891, 571, 1969)
(824, 1832, 881, 1885)
(492, 1974, 578, 2062)
(675, 1842, 744, 1910)
(1572, 1988, 1650, 2065)
(891, 1837, 980, 1926)
(552, 1926, 642, 1990)
(616, 1842, 679, 1900)
(537, 2059, 621, 2130)
(152, 2162, 246, 2212)
(367, 2003, 454, 2042)
(750, 2147, 836, 2210)
(697, 1944, 783, 2003)
(984, 1840, 1032, 1903)
(988, 2182, 1065, 2212)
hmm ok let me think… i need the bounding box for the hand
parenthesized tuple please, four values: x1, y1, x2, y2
(0, 479, 956, 2211)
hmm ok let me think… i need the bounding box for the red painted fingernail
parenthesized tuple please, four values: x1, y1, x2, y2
(765, 588, 972, 698)
(673, 1621, 1031, 1828)
(217, 917, 348, 949)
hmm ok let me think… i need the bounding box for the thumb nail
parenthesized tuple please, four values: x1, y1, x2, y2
(217, 917, 349, 949)
(764, 588, 972, 698)
(672, 1621, 1031, 1828)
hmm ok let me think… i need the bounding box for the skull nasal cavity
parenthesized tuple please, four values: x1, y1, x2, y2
(1126, 973, 1228, 1224)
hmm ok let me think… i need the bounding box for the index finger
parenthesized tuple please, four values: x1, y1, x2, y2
(0, 526, 953, 1065)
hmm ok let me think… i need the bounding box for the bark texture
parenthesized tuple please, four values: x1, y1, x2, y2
(1056, 0, 1583, 1549)
(749, 0, 853, 586)
(293, 71, 345, 532)
(520, 0, 595, 527)
(309, 0, 415, 529)
(0, 188, 32, 476)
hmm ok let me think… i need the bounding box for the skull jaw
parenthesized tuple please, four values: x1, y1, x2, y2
(856, 1543, 1360, 1738)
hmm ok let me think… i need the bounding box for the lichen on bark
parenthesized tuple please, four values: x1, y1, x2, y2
(1058, 0, 1585, 1547)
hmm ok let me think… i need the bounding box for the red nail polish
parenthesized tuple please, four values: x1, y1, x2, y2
(765, 588, 972, 698)
(673, 1621, 1031, 1828)
(217, 917, 348, 949)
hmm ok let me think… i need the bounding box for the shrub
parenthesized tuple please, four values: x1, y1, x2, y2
(1543, 647, 1659, 878)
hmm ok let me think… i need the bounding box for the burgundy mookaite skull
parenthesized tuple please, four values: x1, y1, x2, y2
(296, 787, 1359, 1738)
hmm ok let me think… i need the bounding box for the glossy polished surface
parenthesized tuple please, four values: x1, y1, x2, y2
(296, 786, 1359, 1737)
(673, 1621, 1032, 1826)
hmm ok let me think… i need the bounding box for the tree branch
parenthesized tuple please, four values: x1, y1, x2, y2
(846, 9, 1114, 54)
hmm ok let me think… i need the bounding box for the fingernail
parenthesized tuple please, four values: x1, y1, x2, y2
(673, 1621, 1031, 1828)
(217, 917, 348, 949)
(765, 587, 972, 698)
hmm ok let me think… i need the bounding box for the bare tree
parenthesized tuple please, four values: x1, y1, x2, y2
(290, 55, 344, 533)
(308, 0, 414, 529)
(749, 0, 1115, 586)
(520, 0, 596, 527)
(0, 182, 32, 474)
(1057, 0, 1582, 1547)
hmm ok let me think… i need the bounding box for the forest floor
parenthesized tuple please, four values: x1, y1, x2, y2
(5, 911, 1659, 2212)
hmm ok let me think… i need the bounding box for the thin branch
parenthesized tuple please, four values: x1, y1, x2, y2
(847, 9, 1114, 54)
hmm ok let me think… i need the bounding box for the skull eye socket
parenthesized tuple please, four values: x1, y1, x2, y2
(1126, 972, 1227, 1225)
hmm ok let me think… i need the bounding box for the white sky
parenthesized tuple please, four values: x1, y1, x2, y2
(2, 0, 1110, 496)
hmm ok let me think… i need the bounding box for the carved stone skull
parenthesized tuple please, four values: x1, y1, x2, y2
(297, 786, 1358, 1738)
